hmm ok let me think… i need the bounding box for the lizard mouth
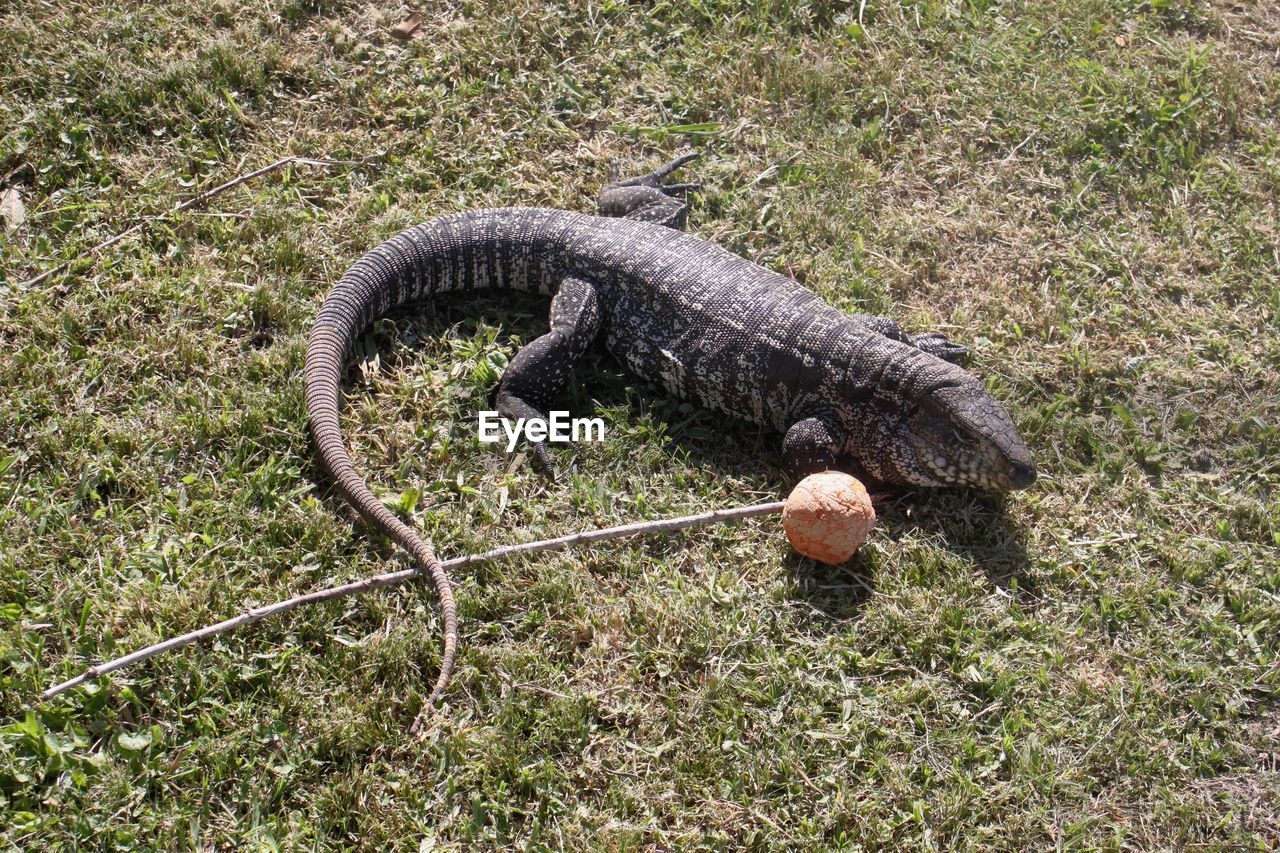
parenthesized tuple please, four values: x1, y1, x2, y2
(907, 405, 1037, 491)
(914, 441, 1037, 490)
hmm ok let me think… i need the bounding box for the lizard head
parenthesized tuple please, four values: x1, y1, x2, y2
(894, 379, 1037, 491)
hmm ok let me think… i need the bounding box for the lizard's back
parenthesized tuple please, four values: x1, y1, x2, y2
(329, 206, 873, 431)
(556, 209, 870, 430)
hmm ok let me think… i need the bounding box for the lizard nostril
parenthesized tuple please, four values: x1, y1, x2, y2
(1008, 461, 1037, 489)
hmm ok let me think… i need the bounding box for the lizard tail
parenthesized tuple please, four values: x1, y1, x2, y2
(303, 227, 463, 708)
(304, 208, 577, 709)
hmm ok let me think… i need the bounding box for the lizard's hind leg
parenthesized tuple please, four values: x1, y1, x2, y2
(598, 153, 701, 230)
(496, 276, 602, 475)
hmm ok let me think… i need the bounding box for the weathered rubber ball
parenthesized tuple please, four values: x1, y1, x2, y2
(783, 471, 876, 564)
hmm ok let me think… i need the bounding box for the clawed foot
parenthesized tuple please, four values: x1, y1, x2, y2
(529, 441, 556, 480)
(913, 332, 969, 365)
(599, 153, 702, 228)
(496, 392, 559, 480)
(612, 152, 702, 195)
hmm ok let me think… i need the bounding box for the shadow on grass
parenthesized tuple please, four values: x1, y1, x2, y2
(774, 489, 1033, 625)
(888, 489, 1034, 592)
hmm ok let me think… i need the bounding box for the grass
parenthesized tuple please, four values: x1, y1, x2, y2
(2, 0, 1278, 847)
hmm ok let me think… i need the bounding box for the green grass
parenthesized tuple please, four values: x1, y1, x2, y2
(2, 0, 1278, 847)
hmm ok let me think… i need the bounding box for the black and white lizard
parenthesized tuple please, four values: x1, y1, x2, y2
(304, 154, 1037, 703)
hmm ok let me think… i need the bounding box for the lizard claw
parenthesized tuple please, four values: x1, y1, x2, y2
(616, 152, 701, 190)
(531, 440, 557, 481)
(658, 181, 701, 197)
(913, 333, 969, 365)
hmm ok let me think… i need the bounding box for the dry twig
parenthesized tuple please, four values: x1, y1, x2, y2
(42, 501, 786, 700)
(18, 156, 357, 289)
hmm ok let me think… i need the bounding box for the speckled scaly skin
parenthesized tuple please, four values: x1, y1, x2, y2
(304, 155, 1037, 704)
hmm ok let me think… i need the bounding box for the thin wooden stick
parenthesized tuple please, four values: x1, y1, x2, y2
(42, 501, 785, 699)
(17, 156, 358, 289)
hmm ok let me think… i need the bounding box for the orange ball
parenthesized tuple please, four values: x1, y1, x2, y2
(783, 471, 876, 564)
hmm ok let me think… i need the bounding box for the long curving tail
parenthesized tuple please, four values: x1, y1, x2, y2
(303, 209, 574, 705)
(304, 201, 665, 701)
(304, 231, 459, 705)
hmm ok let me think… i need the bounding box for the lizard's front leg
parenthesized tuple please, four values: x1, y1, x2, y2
(782, 416, 843, 480)
(496, 276, 602, 474)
